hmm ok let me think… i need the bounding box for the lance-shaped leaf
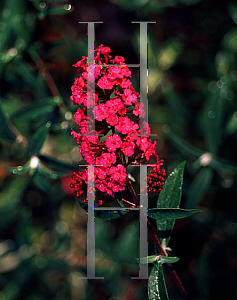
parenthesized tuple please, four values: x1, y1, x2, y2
(5, 160, 31, 175)
(138, 255, 179, 264)
(115, 192, 125, 208)
(156, 161, 186, 248)
(39, 154, 78, 172)
(93, 208, 128, 220)
(148, 208, 201, 220)
(31, 169, 55, 194)
(167, 131, 203, 159)
(211, 156, 237, 173)
(37, 161, 67, 179)
(11, 97, 61, 120)
(148, 261, 169, 300)
(15, 59, 37, 90)
(27, 122, 51, 155)
(0, 102, 15, 141)
(138, 255, 160, 264)
(159, 256, 180, 264)
(201, 86, 225, 155)
(47, 5, 73, 15)
(77, 201, 128, 220)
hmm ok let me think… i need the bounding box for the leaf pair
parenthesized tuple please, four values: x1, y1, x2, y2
(148, 161, 201, 300)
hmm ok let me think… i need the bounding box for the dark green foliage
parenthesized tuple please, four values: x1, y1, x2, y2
(148, 207, 201, 220)
(1, 0, 237, 299)
(156, 161, 186, 248)
(27, 122, 51, 155)
(0, 102, 16, 141)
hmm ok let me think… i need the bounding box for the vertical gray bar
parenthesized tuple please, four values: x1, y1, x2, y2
(131, 164, 149, 279)
(78, 22, 103, 280)
(140, 164, 148, 278)
(79, 22, 103, 136)
(131, 22, 156, 136)
(87, 165, 95, 278)
(140, 23, 148, 136)
(87, 22, 95, 134)
(78, 165, 103, 279)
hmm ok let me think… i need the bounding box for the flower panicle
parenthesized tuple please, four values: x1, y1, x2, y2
(70, 44, 165, 204)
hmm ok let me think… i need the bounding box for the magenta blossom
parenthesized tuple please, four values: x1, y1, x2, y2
(70, 44, 165, 204)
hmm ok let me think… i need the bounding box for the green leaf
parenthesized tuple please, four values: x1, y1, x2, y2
(11, 97, 61, 120)
(47, 6, 72, 15)
(9, 0, 30, 43)
(115, 192, 125, 208)
(15, 59, 38, 90)
(148, 261, 169, 300)
(0, 16, 10, 55)
(185, 167, 213, 208)
(211, 156, 237, 173)
(94, 209, 129, 220)
(159, 256, 180, 264)
(167, 130, 204, 159)
(0, 102, 15, 141)
(77, 201, 128, 220)
(5, 160, 31, 175)
(138, 255, 179, 264)
(225, 111, 237, 135)
(139, 255, 160, 264)
(148, 208, 201, 220)
(27, 122, 51, 155)
(37, 161, 67, 179)
(39, 154, 78, 172)
(31, 169, 55, 194)
(156, 161, 186, 248)
(201, 86, 225, 154)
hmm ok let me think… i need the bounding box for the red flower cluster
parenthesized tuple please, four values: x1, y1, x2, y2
(70, 44, 165, 203)
(147, 167, 166, 193)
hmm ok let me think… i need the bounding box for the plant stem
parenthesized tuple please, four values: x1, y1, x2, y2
(122, 198, 136, 207)
(126, 177, 139, 206)
(10, 124, 28, 147)
(126, 177, 189, 300)
(37, 60, 60, 98)
(147, 224, 189, 300)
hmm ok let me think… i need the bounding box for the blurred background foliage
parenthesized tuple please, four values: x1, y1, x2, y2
(0, 0, 237, 299)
